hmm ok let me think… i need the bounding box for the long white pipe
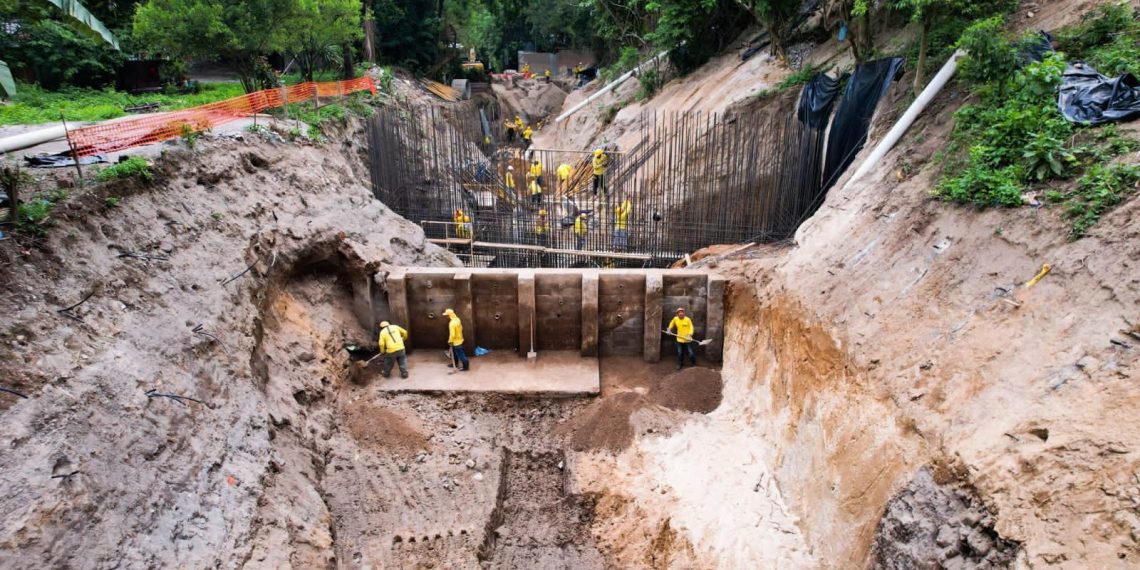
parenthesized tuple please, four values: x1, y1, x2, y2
(845, 49, 964, 186)
(554, 48, 671, 123)
(0, 125, 69, 154)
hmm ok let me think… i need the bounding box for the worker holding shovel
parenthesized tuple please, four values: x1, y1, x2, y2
(377, 320, 410, 379)
(443, 308, 470, 371)
(666, 307, 698, 370)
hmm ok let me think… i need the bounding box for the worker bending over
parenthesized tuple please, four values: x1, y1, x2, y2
(667, 307, 698, 370)
(377, 320, 409, 379)
(557, 162, 572, 193)
(443, 308, 469, 371)
(592, 149, 608, 195)
(613, 198, 631, 250)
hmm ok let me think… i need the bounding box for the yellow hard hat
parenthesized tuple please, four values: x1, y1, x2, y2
(676, 307, 685, 313)
(539, 209, 547, 215)
(380, 320, 390, 327)
(594, 149, 603, 156)
(443, 308, 456, 316)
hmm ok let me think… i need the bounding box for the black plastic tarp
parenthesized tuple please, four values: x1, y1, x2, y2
(822, 57, 904, 191)
(23, 152, 108, 168)
(1058, 62, 1140, 125)
(797, 72, 846, 130)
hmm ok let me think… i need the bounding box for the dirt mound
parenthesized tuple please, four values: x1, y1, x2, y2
(561, 391, 646, 452)
(343, 400, 429, 452)
(649, 367, 723, 413)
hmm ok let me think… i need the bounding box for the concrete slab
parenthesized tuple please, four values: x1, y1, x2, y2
(374, 350, 599, 396)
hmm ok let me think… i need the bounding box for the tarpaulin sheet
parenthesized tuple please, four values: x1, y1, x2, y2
(24, 152, 108, 168)
(1058, 62, 1140, 125)
(822, 57, 904, 191)
(797, 72, 846, 130)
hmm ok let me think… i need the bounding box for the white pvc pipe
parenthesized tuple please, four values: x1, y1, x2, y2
(845, 49, 964, 186)
(0, 125, 69, 154)
(554, 48, 671, 123)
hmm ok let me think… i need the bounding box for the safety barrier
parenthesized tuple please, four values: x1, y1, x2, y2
(67, 77, 376, 156)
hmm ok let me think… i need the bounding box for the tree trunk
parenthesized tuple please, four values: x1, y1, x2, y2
(913, 17, 930, 95)
(342, 44, 355, 80)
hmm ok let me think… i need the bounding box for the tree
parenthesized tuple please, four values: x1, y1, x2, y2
(133, 0, 301, 92)
(893, 0, 1016, 94)
(0, 0, 121, 95)
(731, 0, 799, 59)
(287, 0, 362, 82)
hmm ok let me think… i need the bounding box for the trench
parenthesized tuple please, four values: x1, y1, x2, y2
(242, 240, 1020, 569)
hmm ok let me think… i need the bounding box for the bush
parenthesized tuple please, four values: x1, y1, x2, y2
(96, 157, 153, 183)
(956, 16, 1019, 89)
(1054, 3, 1135, 57)
(1063, 163, 1140, 239)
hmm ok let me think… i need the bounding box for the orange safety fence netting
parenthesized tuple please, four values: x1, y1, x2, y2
(67, 77, 377, 157)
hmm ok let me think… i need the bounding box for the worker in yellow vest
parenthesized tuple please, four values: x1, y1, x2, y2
(535, 208, 550, 246)
(667, 307, 697, 369)
(528, 177, 543, 205)
(613, 198, 631, 250)
(443, 308, 469, 371)
(529, 157, 543, 187)
(592, 148, 608, 195)
(505, 165, 517, 194)
(377, 320, 409, 379)
(453, 208, 471, 239)
(522, 125, 533, 148)
(573, 211, 589, 250)
(504, 119, 516, 142)
(557, 163, 572, 193)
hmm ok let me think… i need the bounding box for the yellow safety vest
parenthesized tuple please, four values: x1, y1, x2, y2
(557, 163, 572, 181)
(668, 316, 694, 343)
(592, 153, 607, 175)
(378, 325, 408, 353)
(523, 127, 533, 141)
(505, 171, 515, 190)
(529, 179, 542, 195)
(615, 200, 630, 230)
(448, 316, 464, 346)
(530, 162, 542, 177)
(535, 217, 549, 234)
(574, 215, 588, 236)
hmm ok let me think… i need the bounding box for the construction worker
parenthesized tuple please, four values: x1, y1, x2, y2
(535, 208, 550, 246)
(574, 211, 589, 250)
(529, 157, 543, 187)
(667, 307, 697, 370)
(522, 125, 533, 148)
(613, 198, 631, 250)
(515, 115, 524, 132)
(505, 165, 517, 194)
(453, 208, 471, 239)
(557, 162, 572, 193)
(529, 177, 543, 205)
(544, 68, 551, 81)
(443, 308, 469, 371)
(377, 320, 409, 379)
(522, 62, 531, 76)
(592, 148, 608, 196)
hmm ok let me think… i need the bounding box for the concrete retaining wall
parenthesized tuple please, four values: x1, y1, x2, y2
(383, 268, 724, 362)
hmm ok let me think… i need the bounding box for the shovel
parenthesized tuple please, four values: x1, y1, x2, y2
(662, 329, 714, 346)
(527, 317, 537, 360)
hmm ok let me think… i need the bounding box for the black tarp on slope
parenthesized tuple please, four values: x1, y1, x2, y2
(797, 72, 847, 129)
(821, 57, 905, 192)
(1059, 62, 1140, 125)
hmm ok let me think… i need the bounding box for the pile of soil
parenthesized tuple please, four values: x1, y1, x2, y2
(562, 367, 723, 452)
(343, 400, 429, 452)
(649, 368, 723, 413)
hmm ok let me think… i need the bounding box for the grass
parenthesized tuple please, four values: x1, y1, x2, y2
(1051, 163, 1140, 239)
(0, 81, 246, 126)
(96, 156, 152, 183)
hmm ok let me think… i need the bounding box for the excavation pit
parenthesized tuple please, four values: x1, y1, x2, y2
(373, 350, 600, 395)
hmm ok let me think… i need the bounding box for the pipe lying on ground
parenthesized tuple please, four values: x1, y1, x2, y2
(844, 49, 964, 187)
(554, 48, 672, 124)
(0, 125, 70, 154)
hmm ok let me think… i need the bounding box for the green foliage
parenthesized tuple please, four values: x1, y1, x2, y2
(104, 196, 120, 207)
(288, 0, 363, 82)
(0, 81, 244, 125)
(775, 63, 824, 90)
(636, 67, 663, 100)
(133, 0, 302, 92)
(1054, 3, 1140, 77)
(0, 19, 123, 90)
(370, 0, 441, 69)
(96, 156, 152, 182)
(1062, 163, 1140, 239)
(956, 16, 1018, 89)
(179, 122, 204, 148)
(15, 188, 68, 236)
(601, 47, 642, 83)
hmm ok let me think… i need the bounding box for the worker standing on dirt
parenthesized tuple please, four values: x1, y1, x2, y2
(557, 162, 572, 194)
(574, 211, 589, 250)
(504, 119, 516, 142)
(377, 320, 409, 379)
(667, 307, 698, 370)
(529, 177, 543, 205)
(535, 208, 550, 246)
(613, 198, 631, 250)
(522, 125, 533, 148)
(505, 165, 517, 195)
(443, 308, 469, 371)
(592, 149, 608, 196)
